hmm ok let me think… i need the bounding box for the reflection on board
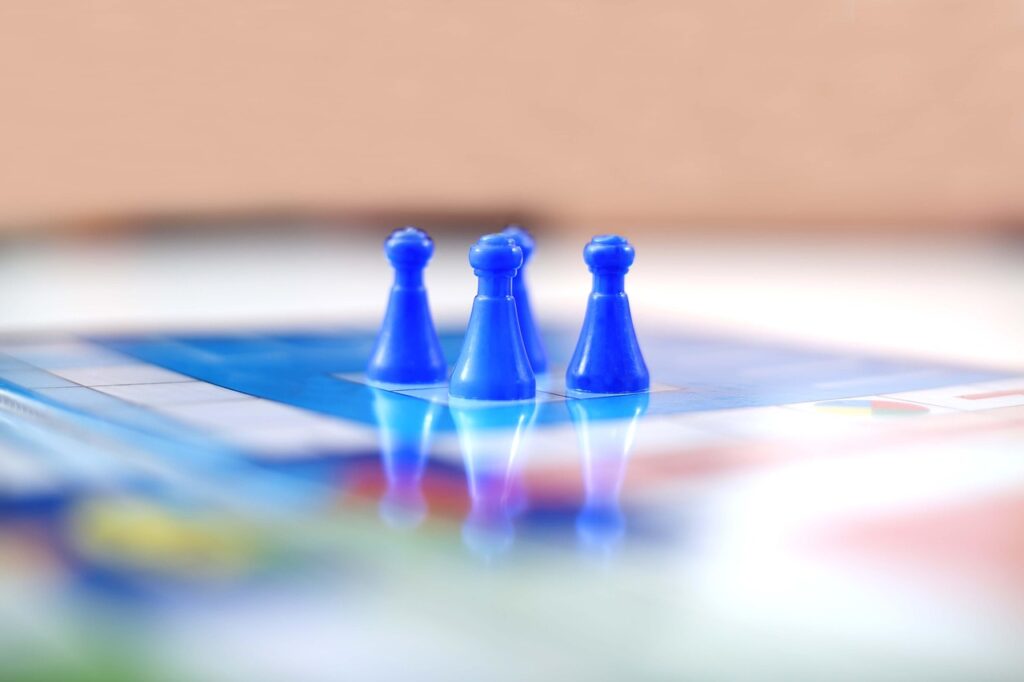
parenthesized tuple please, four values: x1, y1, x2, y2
(370, 388, 440, 530)
(451, 399, 538, 558)
(569, 392, 650, 552)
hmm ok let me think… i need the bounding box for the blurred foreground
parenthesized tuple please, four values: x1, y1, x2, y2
(1, 226, 1022, 681)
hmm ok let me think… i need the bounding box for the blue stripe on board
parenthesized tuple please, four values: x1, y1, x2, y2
(90, 327, 1011, 432)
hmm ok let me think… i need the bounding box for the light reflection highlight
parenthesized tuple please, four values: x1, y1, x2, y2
(569, 392, 649, 552)
(370, 388, 440, 530)
(451, 399, 538, 559)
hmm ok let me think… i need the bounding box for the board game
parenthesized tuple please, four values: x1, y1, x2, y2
(2, 322, 1023, 681)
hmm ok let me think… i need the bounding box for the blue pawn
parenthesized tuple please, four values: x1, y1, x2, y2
(366, 227, 447, 385)
(566, 235, 649, 394)
(449, 235, 536, 401)
(501, 225, 548, 374)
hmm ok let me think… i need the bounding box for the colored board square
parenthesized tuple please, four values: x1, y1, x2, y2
(886, 378, 1024, 411)
(94, 381, 251, 406)
(0, 354, 26, 370)
(0, 368, 75, 389)
(220, 422, 379, 459)
(815, 399, 930, 416)
(20, 385, 197, 443)
(153, 398, 347, 433)
(809, 368, 958, 392)
(33, 386, 144, 416)
(0, 341, 128, 370)
(49, 363, 192, 387)
(786, 397, 953, 418)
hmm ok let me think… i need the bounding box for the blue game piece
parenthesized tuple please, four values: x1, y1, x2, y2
(449, 234, 536, 401)
(566, 235, 650, 394)
(500, 225, 548, 375)
(366, 227, 447, 385)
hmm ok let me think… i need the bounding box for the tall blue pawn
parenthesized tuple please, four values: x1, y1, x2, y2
(449, 235, 536, 401)
(501, 225, 547, 374)
(366, 227, 447, 385)
(566, 235, 649, 394)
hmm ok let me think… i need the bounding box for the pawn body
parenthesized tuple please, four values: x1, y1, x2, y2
(449, 235, 536, 401)
(501, 225, 547, 374)
(566, 235, 649, 394)
(367, 227, 447, 385)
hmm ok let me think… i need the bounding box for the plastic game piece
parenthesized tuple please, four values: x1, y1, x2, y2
(500, 225, 548, 374)
(568, 391, 649, 551)
(566, 235, 650, 394)
(366, 227, 448, 386)
(449, 234, 536, 401)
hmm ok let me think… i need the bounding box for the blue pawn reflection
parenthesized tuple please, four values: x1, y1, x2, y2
(568, 392, 649, 552)
(370, 388, 441, 530)
(450, 399, 538, 559)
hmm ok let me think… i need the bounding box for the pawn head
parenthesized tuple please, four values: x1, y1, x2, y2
(500, 225, 535, 262)
(384, 227, 434, 269)
(583, 235, 635, 274)
(469, 234, 523, 275)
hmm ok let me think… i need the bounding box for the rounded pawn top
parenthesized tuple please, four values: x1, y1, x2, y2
(385, 227, 434, 268)
(469, 234, 523, 274)
(500, 225, 535, 262)
(583, 234, 635, 273)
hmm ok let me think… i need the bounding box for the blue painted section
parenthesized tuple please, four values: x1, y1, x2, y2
(84, 325, 1010, 437)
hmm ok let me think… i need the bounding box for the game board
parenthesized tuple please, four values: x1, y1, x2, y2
(1, 325, 1023, 681)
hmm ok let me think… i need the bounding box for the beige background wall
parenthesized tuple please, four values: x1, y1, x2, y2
(1, 1, 1022, 231)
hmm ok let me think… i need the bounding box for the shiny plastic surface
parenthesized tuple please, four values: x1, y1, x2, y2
(501, 225, 548, 375)
(449, 234, 536, 401)
(366, 227, 447, 385)
(566, 235, 650, 394)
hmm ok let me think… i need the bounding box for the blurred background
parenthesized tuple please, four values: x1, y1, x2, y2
(2, 0, 1022, 365)
(1, 0, 1022, 231)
